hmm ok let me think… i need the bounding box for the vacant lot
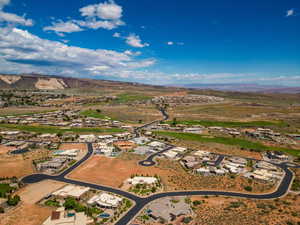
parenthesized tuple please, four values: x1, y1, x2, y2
(0, 202, 52, 225)
(17, 180, 65, 204)
(0, 148, 50, 178)
(169, 102, 300, 121)
(69, 154, 273, 193)
(84, 104, 162, 124)
(68, 154, 176, 189)
(0, 144, 15, 154)
(59, 143, 87, 152)
(192, 194, 300, 225)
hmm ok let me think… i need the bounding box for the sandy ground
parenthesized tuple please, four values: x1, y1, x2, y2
(0, 202, 52, 225)
(0, 148, 50, 178)
(191, 194, 300, 225)
(0, 154, 34, 178)
(0, 144, 15, 154)
(68, 155, 175, 188)
(17, 180, 65, 204)
(190, 196, 234, 207)
(0, 180, 66, 225)
(59, 143, 87, 152)
(68, 153, 272, 193)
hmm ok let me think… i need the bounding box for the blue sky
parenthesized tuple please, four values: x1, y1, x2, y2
(0, 0, 299, 86)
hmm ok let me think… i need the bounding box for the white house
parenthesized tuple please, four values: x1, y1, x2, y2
(126, 176, 158, 186)
(88, 193, 122, 208)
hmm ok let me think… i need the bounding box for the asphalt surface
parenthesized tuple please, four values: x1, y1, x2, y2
(138, 145, 175, 166)
(22, 146, 297, 225)
(20, 107, 300, 225)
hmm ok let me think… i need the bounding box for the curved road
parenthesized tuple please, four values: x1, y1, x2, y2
(21, 107, 300, 225)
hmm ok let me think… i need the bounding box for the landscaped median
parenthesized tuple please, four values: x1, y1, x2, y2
(0, 123, 125, 134)
(154, 131, 300, 157)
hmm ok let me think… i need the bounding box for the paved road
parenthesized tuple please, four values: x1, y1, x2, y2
(138, 145, 175, 166)
(22, 156, 296, 225)
(133, 107, 169, 137)
(20, 107, 300, 225)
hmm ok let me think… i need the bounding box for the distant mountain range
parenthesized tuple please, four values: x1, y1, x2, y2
(0, 73, 167, 91)
(0, 73, 299, 94)
(172, 83, 300, 94)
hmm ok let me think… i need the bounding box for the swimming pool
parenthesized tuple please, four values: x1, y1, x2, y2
(10, 148, 29, 154)
(99, 213, 110, 218)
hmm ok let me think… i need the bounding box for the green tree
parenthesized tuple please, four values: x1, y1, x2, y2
(172, 117, 177, 126)
(63, 197, 77, 210)
(7, 195, 21, 206)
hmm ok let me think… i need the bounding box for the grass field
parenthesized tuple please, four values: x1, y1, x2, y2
(166, 120, 287, 128)
(114, 93, 152, 104)
(155, 131, 300, 156)
(80, 109, 111, 120)
(0, 124, 125, 134)
(0, 109, 57, 117)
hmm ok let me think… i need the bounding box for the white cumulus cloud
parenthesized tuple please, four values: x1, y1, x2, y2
(44, 1, 124, 35)
(113, 32, 121, 38)
(0, 0, 33, 26)
(78, 19, 124, 30)
(80, 1, 122, 20)
(125, 34, 149, 48)
(286, 9, 295, 17)
(44, 21, 83, 36)
(0, 27, 155, 78)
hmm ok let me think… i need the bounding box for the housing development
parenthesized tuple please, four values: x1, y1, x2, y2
(0, 75, 300, 225)
(0, 0, 300, 225)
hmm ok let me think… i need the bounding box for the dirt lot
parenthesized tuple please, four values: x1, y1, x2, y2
(168, 102, 300, 121)
(0, 180, 66, 225)
(17, 180, 65, 204)
(191, 194, 300, 225)
(68, 153, 176, 189)
(0, 148, 50, 178)
(0, 202, 52, 225)
(68, 153, 272, 193)
(59, 143, 87, 152)
(90, 104, 162, 123)
(0, 144, 15, 154)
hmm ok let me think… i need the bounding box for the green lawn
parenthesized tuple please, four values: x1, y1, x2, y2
(155, 131, 300, 156)
(80, 109, 111, 120)
(114, 93, 152, 104)
(45, 199, 60, 207)
(166, 120, 287, 128)
(0, 124, 125, 134)
(0, 183, 14, 197)
(0, 109, 57, 117)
